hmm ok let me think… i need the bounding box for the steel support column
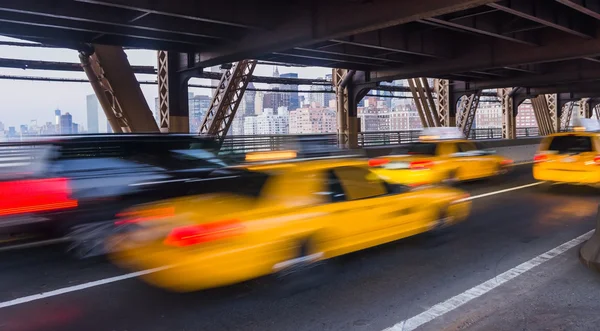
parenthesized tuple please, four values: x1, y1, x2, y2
(200, 60, 257, 147)
(79, 45, 159, 133)
(434, 79, 455, 127)
(333, 69, 371, 148)
(499, 88, 516, 139)
(546, 94, 560, 133)
(456, 92, 481, 137)
(157, 51, 191, 133)
(560, 101, 575, 129)
(579, 98, 591, 118)
(408, 78, 440, 128)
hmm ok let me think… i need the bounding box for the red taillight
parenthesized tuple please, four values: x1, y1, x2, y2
(594, 156, 600, 165)
(409, 160, 434, 169)
(533, 154, 548, 163)
(500, 159, 514, 166)
(115, 207, 175, 225)
(0, 178, 78, 217)
(163, 219, 244, 247)
(368, 158, 390, 167)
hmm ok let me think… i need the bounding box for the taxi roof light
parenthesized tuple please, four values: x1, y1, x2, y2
(419, 127, 465, 141)
(594, 155, 600, 165)
(368, 158, 390, 167)
(245, 150, 297, 162)
(409, 160, 434, 169)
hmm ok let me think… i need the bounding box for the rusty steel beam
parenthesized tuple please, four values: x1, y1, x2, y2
(192, 0, 498, 67)
(456, 92, 481, 137)
(199, 60, 257, 147)
(79, 45, 159, 133)
(489, 0, 595, 39)
(293, 46, 409, 65)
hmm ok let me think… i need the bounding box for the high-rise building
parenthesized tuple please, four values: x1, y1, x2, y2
(0, 121, 4, 132)
(280, 73, 299, 111)
(54, 109, 61, 125)
(86, 94, 99, 133)
(254, 91, 264, 115)
(60, 113, 73, 135)
(20, 125, 28, 135)
(308, 83, 327, 107)
(8, 127, 16, 138)
(190, 94, 211, 132)
(243, 108, 288, 135)
(475, 103, 502, 128)
(241, 83, 256, 116)
(263, 91, 286, 114)
(107, 121, 112, 133)
(72, 123, 79, 134)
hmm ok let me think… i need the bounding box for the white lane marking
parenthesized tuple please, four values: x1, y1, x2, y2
(0, 181, 546, 309)
(0, 266, 170, 309)
(457, 182, 543, 202)
(383, 230, 594, 331)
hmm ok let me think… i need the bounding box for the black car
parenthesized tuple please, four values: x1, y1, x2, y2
(0, 134, 229, 251)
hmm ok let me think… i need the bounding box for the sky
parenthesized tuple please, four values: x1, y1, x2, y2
(0, 36, 331, 129)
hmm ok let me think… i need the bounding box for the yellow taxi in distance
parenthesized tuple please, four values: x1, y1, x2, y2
(533, 119, 600, 187)
(369, 127, 513, 186)
(107, 153, 471, 292)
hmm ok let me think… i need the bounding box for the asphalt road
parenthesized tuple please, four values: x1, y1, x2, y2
(1, 164, 600, 331)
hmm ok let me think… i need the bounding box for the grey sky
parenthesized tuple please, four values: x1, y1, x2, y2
(0, 36, 330, 129)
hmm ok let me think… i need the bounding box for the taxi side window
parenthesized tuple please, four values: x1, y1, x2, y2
(330, 166, 388, 201)
(457, 142, 477, 153)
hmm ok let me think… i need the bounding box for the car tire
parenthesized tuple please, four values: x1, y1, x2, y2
(443, 170, 459, 186)
(538, 181, 553, 192)
(272, 237, 334, 296)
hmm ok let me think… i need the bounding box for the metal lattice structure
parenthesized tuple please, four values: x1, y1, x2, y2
(157, 51, 169, 133)
(499, 88, 516, 139)
(560, 101, 575, 129)
(199, 60, 257, 146)
(595, 104, 600, 120)
(434, 79, 451, 127)
(408, 78, 439, 128)
(546, 94, 560, 133)
(456, 92, 481, 137)
(579, 98, 591, 118)
(333, 68, 350, 147)
(79, 45, 159, 133)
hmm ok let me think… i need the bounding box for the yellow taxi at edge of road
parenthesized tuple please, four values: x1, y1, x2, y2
(369, 127, 514, 186)
(107, 152, 472, 292)
(533, 119, 600, 187)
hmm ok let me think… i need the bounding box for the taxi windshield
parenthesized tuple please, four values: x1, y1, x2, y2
(406, 142, 438, 155)
(547, 135, 594, 154)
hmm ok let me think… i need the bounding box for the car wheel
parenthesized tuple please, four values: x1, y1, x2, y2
(443, 170, 459, 186)
(273, 237, 334, 296)
(538, 181, 553, 192)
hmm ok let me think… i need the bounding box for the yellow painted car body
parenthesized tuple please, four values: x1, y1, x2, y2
(369, 139, 513, 186)
(533, 132, 600, 185)
(108, 158, 471, 292)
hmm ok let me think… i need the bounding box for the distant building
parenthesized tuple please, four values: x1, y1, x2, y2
(86, 94, 99, 133)
(54, 109, 61, 126)
(190, 95, 211, 132)
(107, 121, 112, 133)
(474, 103, 502, 129)
(240, 83, 256, 116)
(516, 102, 537, 128)
(60, 113, 73, 135)
(280, 73, 300, 111)
(289, 107, 337, 134)
(243, 108, 288, 135)
(0, 121, 5, 132)
(254, 91, 264, 115)
(20, 125, 28, 135)
(8, 127, 16, 137)
(72, 123, 79, 134)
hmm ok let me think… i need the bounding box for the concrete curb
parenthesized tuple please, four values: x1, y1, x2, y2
(580, 205, 600, 272)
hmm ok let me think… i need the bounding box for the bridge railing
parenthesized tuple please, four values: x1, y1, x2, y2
(219, 127, 541, 154)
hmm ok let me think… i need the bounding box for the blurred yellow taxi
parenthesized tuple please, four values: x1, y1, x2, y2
(107, 152, 471, 292)
(533, 119, 600, 187)
(369, 127, 513, 186)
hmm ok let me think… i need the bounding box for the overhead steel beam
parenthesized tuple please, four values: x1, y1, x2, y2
(199, 60, 257, 147)
(191, 0, 498, 67)
(489, 0, 595, 39)
(370, 28, 600, 81)
(555, 0, 600, 20)
(79, 44, 159, 133)
(0, 0, 241, 41)
(73, 0, 271, 29)
(420, 16, 538, 46)
(293, 46, 409, 65)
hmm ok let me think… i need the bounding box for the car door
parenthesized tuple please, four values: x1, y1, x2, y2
(453, 141, 485, 179)
(316, 166, 416, 256)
